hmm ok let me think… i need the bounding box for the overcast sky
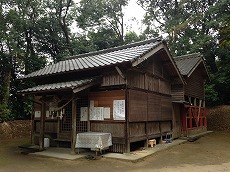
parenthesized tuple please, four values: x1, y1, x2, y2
(123, 0, 145, 34)
(72, 0, 146, 35)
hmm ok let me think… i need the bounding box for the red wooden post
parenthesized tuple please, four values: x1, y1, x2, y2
(189, 107, 192, 128)
(194, 106, 198, 127)
(204, 107, 207, 127)
(181, 105, 187, 131)
(200, 108, 203, 127)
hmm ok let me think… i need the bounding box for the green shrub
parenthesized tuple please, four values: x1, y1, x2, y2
(0, 104, 12, 122)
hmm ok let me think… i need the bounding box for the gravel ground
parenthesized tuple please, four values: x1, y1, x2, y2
(0, 131, 230, 172)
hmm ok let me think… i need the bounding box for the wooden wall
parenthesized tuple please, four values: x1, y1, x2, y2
(147, 94, 161, 121)
(88, 90, 126, 145)
(185, 66, 205, 99)
(171, 84, 184, 101)
(172, 103, 182, 139)
(128, 90, 147, 122)
(101, 73, 126, 87)
(126, 56, 173, 144)
(128, 90, 172, 122)
(88, 90, 125, 120)
(128, 89, 172, 142)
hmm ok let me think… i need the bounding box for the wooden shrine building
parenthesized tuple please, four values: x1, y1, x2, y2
(172, 53, 210, 138)
(18, 39, 208, 154)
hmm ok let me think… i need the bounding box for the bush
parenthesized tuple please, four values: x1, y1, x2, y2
(0, 104, 12, 122)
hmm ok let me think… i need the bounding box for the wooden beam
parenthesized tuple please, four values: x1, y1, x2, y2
(188, 96, 192, 105)
(57, 115, 60, 147)
(71, 94, 77, 154)
(189, 107, 192, 128)
(115, 66, 126, 79)
(73, 79, 101, 93)
(39, 96, 45, 151)
(197, 99, 202, 125)
(132, 44, 164, 67)
(125, 90, 130, 153)
(194, 98, 197, 107)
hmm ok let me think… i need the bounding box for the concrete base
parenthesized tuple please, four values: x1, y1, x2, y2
(180, 131, 213, 141)
(30, 139, 187, 161)
(32, 147, 85, 160)
(103, 139, 186, 162)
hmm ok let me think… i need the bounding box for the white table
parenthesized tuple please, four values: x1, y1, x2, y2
(75, 132, 112, 154)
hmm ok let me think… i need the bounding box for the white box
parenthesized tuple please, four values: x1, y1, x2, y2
(44, 138, 50, 148)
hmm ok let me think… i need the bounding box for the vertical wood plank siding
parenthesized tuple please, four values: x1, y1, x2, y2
(147, 93, 161, 121)
(101, 74, 126, 86)
(90, 122, 125, 137)
(185, 68, 205, 99)
(128, 90, 147, 122)
(129, 123, 146, 137)
(161, 96, 173, 120)
(160, 121, 172, 133)
(35, 122, 57, 133)
(147, 122, 160, 135)
(127, 70, 145, 89)
(171, 84, 184, 101)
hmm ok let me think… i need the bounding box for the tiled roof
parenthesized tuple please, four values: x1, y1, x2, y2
(20, 38, 162, 79)
(174, 53, 202, 76)
(18, 77, 100, 93)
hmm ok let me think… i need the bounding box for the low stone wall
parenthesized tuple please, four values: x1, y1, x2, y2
(207, 105, 230, 131)
(0, 120, 31, 140)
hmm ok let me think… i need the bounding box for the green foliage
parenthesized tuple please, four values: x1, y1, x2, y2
(138, 0, 230, 105)
(205, 81, 219, 106)
(0, 104, 12, 122)
(77, 0, 129, 44)
(0, 0, 79, 120)
(124, 31, 141, 44)
(87, 28, 121, 50)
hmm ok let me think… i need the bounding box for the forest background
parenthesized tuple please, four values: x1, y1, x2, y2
(0, 0, 229, 121)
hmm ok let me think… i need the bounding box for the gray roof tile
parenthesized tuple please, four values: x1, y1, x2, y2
(174, 53, 202, 76)
(21, 38, 162, 79)
(18, 77, 100, 93)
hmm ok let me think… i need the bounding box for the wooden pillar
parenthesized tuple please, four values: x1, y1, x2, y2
(200, 108, 203, 127)
(194, 105, 197, 127)
(197, 99, 202, 126)
(57, 114, 60, 147)
(145, 92, 148, 148)
(181, 105, 187, 131)
(39, 97, 45, 151)
(189, 107, 192, 128)
(203, 101, 207, 127)
(71, 94, 77, 154)
(31, 104, 35, 145)
(125, 90, 130, 153)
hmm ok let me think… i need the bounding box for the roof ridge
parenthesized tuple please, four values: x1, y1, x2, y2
(66, 37, 162, 60)
(174, 53, 201, 60)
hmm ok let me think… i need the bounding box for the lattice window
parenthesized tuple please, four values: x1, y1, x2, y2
(60, 96, 88, 132)
(61, 103, 72, 131)
(76, 96, 88, 133)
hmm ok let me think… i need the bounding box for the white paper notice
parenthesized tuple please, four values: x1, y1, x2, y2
(113, 100, 125, 120)
(89, 100, 95, 120)
(103, 107, 110, 119)
(90, 100, 94, 108)
(80, 107, 88, 121)
(90, 107, 104, 120)
(46, 111, 50, 118)
(34, 111, 41, 118)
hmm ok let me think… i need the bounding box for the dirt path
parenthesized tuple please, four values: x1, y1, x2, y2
(1, 132, 230, 172)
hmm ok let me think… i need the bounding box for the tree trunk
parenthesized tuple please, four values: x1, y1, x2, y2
(2, 68, 11, 106)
